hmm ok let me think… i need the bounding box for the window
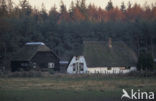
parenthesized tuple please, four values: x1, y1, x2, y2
(120, 67, 125, 70)
(33, 62, 36, 68)
(107, 67, 112, 70)
(75, 56, 79, 60)
(79, 63, 84, 71)
(21, 63, 28, 67)
(125, 66, 130, 69)
(73, 67, 76, 71)
(73, 63, 76, 71)
(48, 62, 55, 68)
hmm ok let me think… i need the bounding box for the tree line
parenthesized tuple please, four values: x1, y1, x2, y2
(0, 0, 156, 70)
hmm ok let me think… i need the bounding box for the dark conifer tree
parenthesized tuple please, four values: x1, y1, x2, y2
(106, 0, 113, 11)
(120, 2, 126, 13)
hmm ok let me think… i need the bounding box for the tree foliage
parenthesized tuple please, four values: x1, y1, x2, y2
(137, 53, 154, 71)
(0, 0, 156, 70)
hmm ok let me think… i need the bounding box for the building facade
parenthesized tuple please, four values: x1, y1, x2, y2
(11, 42, 60, 72)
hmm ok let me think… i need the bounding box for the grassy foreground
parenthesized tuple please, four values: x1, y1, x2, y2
(0, 75, 156, 101)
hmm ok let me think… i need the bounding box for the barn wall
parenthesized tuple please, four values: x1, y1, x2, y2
(31, 52, 60, 71)
(11, 61, 30, 72)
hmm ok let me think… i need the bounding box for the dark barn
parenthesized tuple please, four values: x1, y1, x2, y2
(11, 42, 60, 72)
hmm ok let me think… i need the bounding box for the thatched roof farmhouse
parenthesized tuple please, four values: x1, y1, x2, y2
(11, 42, 60, 72)
(67, 39, 137, 74)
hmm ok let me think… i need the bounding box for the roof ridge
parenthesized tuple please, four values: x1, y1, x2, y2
(83, 40, 124, 43)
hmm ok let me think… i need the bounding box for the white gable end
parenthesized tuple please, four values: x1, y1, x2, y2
(67, 56, 88, 74)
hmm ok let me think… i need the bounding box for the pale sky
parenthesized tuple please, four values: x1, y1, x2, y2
(13, 0, 156, 11)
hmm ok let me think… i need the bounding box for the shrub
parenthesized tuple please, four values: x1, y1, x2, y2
(137, 53, 154, 71)
(48, 69, 55, 74)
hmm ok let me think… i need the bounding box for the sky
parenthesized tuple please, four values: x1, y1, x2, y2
(13, 0, 156, 11)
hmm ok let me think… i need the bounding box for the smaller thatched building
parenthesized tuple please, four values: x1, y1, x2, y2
(11, 42, 60, 72)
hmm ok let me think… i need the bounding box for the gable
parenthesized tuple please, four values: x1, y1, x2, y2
(67, 56, 88, 74)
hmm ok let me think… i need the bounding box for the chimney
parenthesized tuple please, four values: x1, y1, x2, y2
(108, 38, 112, 48)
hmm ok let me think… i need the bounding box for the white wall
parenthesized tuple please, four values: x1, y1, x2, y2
(67, 56, 88, 74)
(87, 67, 137, 74)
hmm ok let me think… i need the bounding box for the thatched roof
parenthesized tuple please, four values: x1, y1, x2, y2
(12, 44, 55, 61)
(83, 41, 137, 67)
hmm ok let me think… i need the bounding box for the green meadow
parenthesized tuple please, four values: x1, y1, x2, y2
(0, 75, 156, 101)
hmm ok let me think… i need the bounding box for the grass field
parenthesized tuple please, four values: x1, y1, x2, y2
(0, 74, 156, 101)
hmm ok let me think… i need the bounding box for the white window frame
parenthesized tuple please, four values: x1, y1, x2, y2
(48, 62, 55, 68)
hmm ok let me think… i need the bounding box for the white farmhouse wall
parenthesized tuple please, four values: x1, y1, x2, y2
(87, 67, 137, 74)
(67, 56, 88, 74)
